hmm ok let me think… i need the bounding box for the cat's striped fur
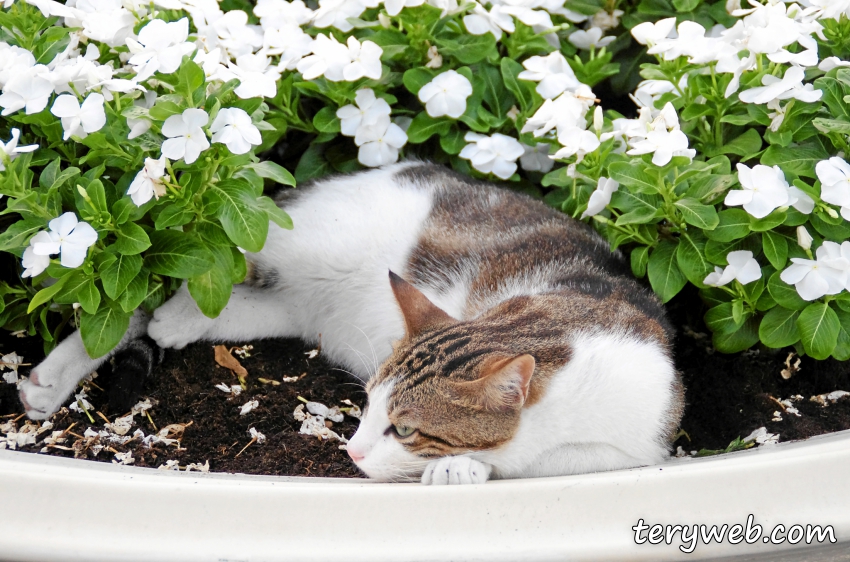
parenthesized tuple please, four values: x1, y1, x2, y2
(20, 162, 683, 484)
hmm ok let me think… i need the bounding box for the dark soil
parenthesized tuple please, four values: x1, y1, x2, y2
(2, 287, 850, 476)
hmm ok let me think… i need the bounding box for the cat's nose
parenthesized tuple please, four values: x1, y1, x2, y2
(347, 446, 365, 463)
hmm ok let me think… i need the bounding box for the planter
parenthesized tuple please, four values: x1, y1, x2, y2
(1, 430, 848, 562)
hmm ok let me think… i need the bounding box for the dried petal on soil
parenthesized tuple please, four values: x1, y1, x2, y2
(240, 399, 259, 415)
(113, 451, 135, 465)
(214, 345, 248, 379)
(158, 460, 180, 471)
(248, 427, 266, 444)
(341, 399, 362, 419)
(781, 352, 802, 379)
(743, 427, 780, 446)
(810, 390, 850, 407)
(1, 352, 25, 384)
(185, 460, 210, 472)
(215, 383, 242, 396)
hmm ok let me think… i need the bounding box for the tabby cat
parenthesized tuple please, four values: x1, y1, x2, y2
(19, 162, 684, 484)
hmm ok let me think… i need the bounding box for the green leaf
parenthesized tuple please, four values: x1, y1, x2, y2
(148, 100, 183, 121)
(676, 232, 712, 286)
(500, 58, 535, 112)
(713, 318, 760, 353)
(27, 275, 70, 313)
(760, 143, 828, 178)
(247, 161, 296, 186)
(672, 0, 698, 10)
(631, 246, 649, 278)
(313, 106, 341, 133)
(144, 230, 215, 278)
(402, 68, 436, 95)
(117, 272, 149, 313)
(833, 327, 850, 361)
(177, 59, 205, 103)
(257, 196, 294, 229)
(610, 191, 660, 225)
(100, 252, 143, 299)
(712, 129, 762, 157)
(705, 302, 745, 335)
(761, 231, 788, 270)
(0, 219, 44, 252)
(155, 205, 194, 230)
(406, 112, 451, 143)
(114, 222, 151, 255)
(674, 198, 719, 230)
(797, 302, 840, 360)
(440, 127, 466, 155)
(759, 306, 801, 348)
(648, 240, 687, 303)
(705, 209, 751, 242)
(608, 162, 660, 194)
(76, 277, 101, 315)
(210, 179, 269, 253)
(767, 271, 808, 310)
(435, 34, 497, 64)
(748, 211, 786, 232)
(80, 304, 131, 358)
(188, 245, 233, 318)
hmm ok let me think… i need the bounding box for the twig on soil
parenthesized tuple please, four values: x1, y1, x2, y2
(769, 396, 787, 412)
(12, 413, 26, 423)
(96, 411, 110, 424)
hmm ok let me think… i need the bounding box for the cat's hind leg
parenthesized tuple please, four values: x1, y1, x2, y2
(19, 311, 151, 420)
(148, 283, 295, 349)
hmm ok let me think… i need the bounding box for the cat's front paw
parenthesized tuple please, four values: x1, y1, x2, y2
(148, 287, 213, 349)
(19, 343, 93, 420)
(421, 456, 491, 485)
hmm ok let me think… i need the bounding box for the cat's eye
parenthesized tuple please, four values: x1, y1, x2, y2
(393, 424, 415, 438)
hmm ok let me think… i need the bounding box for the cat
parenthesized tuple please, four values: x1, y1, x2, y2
(18, 161, 684, 484)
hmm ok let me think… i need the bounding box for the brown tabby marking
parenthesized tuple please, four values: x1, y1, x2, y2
(365, 164, 681, 459)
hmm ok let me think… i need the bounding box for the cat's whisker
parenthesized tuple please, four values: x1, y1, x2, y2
(345, 322, 381, 377)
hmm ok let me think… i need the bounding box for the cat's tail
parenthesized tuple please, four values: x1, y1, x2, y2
(108, 336, 164, 413)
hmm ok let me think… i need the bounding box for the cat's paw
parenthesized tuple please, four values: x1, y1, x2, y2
(148, 287, 213, 349)
(421, 456, 491, 485)
(19, 340, 94, 420)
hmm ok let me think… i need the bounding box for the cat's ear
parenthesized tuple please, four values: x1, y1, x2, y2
(389, 271, 456, 337)
(455, 355, 535, 411)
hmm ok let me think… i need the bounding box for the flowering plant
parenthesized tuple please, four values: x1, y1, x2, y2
(3, 0, 850, 363)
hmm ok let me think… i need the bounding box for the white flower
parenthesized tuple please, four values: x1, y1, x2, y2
(355, 118, 407, 167)
(797, 226, 813, 251)
(738, 66, 823, 105)
(127, 91, 157, 140)
(161, 109, 210, 165)
(383, 0, 425, 16)
(0, 128, 37, 172)
(816, 157, 850, 221)
(518, 52, 580, 100)
(254, 0, 314, 28)
(240, 399, 259, 415)
(591, 9, 623, 30)
(626, 128, 694, 166)
(0, 70, 53, 116)
(780, 244, 850, 301)
(703, 251, 762, 287)
(312, 0, 369, 32)
(520, 143, 554, 173)
(459, 132, 524, 180)
(50, 93, 106, 141)
(21, 246, 49, 278)
(127, 157, 167, 206)
(248, 427, 266, 443)
(818, 57, 850, 72)
(229, 53, 281, 99)
(342, 36, 383, 81)
(296, 34, 350, 81)
(262, 24, 314, 71)
(210, 108, 262, 155)
(631, 17, 676, 45)
(336, 88, 391, 137)
(552, 127, 601, 161)
(463, 3, 514, 40)
(30, 212, 98, 268)
(568, 27, 614, 50)
(417, 70, 472, 119)
(126, 18, 196, 81)
(0, 44, 36, 90)
(521, 88, 592, 138)
(726, 163, 814, 219)
(581, 177, 619, 219)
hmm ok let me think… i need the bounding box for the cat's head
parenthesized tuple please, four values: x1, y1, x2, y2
(346, 272, 535, 481)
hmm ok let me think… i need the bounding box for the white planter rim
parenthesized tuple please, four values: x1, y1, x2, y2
(1, 429, 849, 562)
